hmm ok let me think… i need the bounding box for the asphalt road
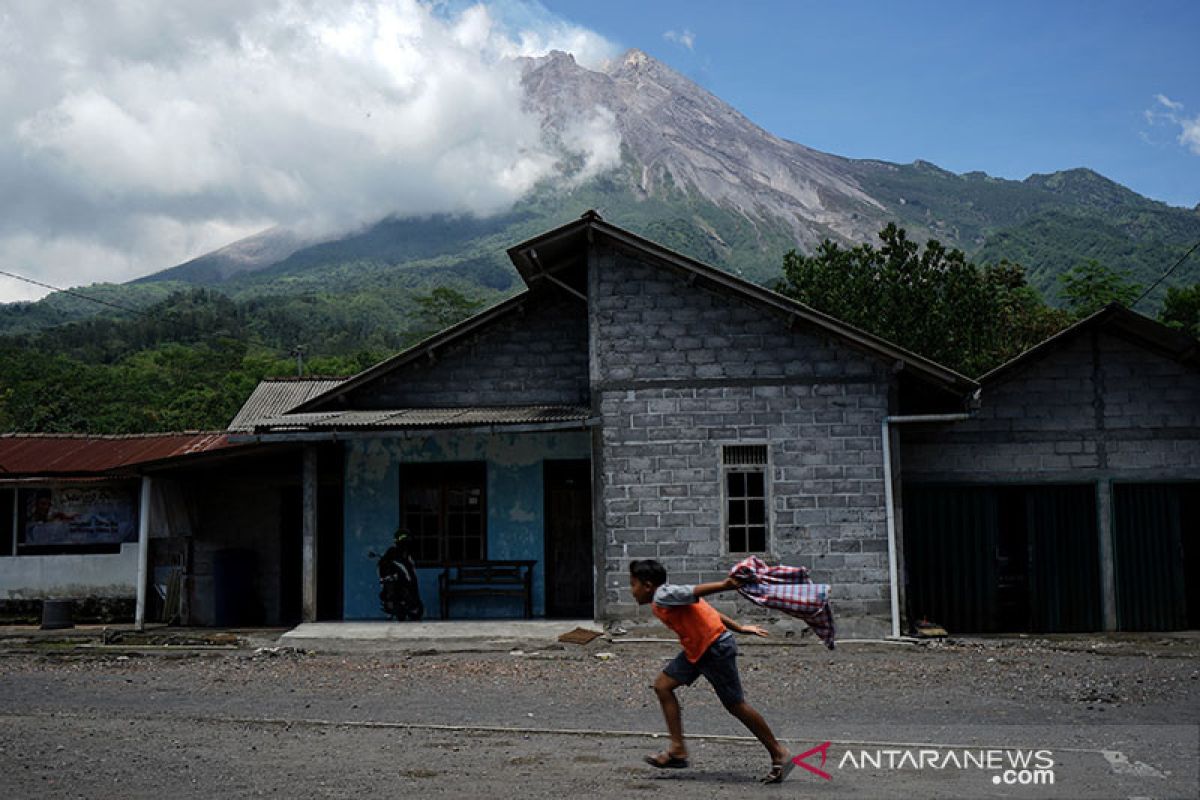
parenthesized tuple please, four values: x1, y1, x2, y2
(0, 634, 1197, 798)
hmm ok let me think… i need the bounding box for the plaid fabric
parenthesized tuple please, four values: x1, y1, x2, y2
(729, 556, 837, 649)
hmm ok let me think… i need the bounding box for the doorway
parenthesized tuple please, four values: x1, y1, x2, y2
(543, 459, 593, 618)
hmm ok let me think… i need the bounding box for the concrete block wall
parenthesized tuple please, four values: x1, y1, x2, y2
(345, 291, 589, 408)
(591, 247, 894, 634)
(902, 329, 1200, 481)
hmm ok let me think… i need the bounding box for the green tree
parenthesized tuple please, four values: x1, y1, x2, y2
(1160, 282, 1200, 338)
(775, 224, 1068, 377)
(409, 287, 484, 341)
(1057, 260, 1142, 317)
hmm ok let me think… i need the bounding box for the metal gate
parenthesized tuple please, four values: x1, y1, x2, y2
(904, 484, 1101, 633)
(1113, 483, 1193, 631)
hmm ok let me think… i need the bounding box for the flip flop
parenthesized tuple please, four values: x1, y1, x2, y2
(761, 759, 796, 784)
(644, 752, 689, 769)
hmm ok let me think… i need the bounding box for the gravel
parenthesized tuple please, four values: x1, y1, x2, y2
(1, 634, 1197, 798)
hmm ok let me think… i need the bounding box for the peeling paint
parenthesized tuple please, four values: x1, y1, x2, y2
(507, 499, 537, 523)
(343, 431, 589, 620)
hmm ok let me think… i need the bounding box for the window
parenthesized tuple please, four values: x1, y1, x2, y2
(723, 445, 768, 553)
(400, 463, 486, 564)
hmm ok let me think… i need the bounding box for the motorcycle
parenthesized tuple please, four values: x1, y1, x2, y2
(368, 537, 424, 621)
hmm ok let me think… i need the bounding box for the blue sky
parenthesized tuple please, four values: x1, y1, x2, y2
(1, 1, 1196, 302)
(540, 0, 1200, 209)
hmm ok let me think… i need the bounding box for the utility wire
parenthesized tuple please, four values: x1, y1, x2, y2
(0, 269, 157, 318)
(1132, 238, 1200, 309)
(0, 266, 290, 359)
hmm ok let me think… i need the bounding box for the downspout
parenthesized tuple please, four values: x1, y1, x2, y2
(882, 411, 973, 639)
(135, 475, 152, 632)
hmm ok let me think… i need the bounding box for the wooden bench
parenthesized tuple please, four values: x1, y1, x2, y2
(438, 560, 536, 620)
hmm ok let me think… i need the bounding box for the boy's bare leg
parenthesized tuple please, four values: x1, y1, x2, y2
(650, 672, 688, 761)
(724, 700, 791, 779)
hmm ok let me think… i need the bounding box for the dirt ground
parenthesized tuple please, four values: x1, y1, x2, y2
(1, 632, 1197, 798)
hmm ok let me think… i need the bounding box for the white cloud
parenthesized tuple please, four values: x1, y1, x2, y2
(1144, 93, 1200, 156)
(1155, 93, 1183, 111)
(663, 28, 695, 51)
(0, 0, 621, 302)
(1179, 117, 1200, 155)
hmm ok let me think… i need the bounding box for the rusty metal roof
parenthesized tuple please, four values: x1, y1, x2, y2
(248, 405, 593, 432)
(228, 377, 347, 431)
(0, 432, 240, 477)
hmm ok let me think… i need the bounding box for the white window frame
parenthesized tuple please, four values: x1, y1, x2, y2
(718, 442, 773, 556)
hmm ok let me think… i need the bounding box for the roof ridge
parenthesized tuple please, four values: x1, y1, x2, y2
(0, 431, 228, 440)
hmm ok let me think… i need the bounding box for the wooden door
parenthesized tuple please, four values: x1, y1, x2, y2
(544, 460, 593, 618)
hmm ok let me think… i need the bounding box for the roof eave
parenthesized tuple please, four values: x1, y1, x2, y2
(506, 215, 977, 396)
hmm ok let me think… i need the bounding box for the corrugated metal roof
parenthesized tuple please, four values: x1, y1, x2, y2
(228, 377, 346, 431)
(0, 432, 239, 477)
(251, 405, 593, 432)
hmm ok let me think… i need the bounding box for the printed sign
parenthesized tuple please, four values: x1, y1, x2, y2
(21, 486, 138, 547)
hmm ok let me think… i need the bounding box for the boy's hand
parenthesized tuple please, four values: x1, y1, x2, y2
(723, 574, 747, 589)
(741, 625, 769, 638)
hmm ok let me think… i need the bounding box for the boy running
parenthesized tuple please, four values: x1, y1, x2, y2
(628, 558, 793, 783)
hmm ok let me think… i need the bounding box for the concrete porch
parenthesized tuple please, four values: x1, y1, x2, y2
(281, 619, 601, 652)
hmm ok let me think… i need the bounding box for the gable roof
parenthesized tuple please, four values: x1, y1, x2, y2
(291, 292, 535, 412)
(508, 211, 977, 395)
(979, 303, 1200, 386)
(228, 377, 347, 431)
(297, 211, 977, 413)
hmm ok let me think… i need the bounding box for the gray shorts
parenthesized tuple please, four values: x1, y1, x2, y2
(662, 631, 745, 707)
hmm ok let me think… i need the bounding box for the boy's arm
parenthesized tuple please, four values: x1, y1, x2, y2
(717, 610, 769, 638)
(691, 575, 744, 598)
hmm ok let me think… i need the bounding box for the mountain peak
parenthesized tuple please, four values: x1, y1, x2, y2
(544, 49, 576, 65)
(618, 48, 651, 69)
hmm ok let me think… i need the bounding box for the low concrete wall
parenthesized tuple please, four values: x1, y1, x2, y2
(0, 542, 139, 599)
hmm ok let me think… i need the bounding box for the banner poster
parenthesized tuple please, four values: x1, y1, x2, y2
(21, 485, 138, 547)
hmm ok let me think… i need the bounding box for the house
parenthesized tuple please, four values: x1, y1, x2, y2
(231, 211, 978, 636)
(900, 304, 1200, 633)
(7, 217, 1196, 637)
(0, 432, 243, 623)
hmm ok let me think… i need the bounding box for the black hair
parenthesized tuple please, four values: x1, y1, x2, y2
(629, 559, 667, 587)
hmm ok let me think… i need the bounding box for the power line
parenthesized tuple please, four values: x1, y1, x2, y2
(0, 266, 289, 359)
(0, 269, 156, 318)
(1132, 238, 1200, 309)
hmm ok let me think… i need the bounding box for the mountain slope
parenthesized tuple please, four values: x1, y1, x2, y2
(5, 48, 1199, 334)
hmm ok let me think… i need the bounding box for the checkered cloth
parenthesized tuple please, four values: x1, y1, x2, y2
(729, 556, 837, 649)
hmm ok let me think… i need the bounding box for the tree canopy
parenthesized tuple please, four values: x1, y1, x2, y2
(774, 224, 1068, 377)
(1160, 283, 1200, 338)
(1057, 260, 1143, 317)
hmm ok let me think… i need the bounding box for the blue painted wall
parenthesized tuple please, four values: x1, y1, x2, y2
(342, 431, 591, 619)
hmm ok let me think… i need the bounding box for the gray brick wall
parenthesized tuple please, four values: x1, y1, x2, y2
(344, 290, 589, 408)
(591, 248, 894, 631)
(902, 329, 1200, 482)
(591, 249, 883, 383)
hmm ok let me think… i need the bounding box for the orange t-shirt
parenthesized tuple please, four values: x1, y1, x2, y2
(652, 585, 726, 663)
